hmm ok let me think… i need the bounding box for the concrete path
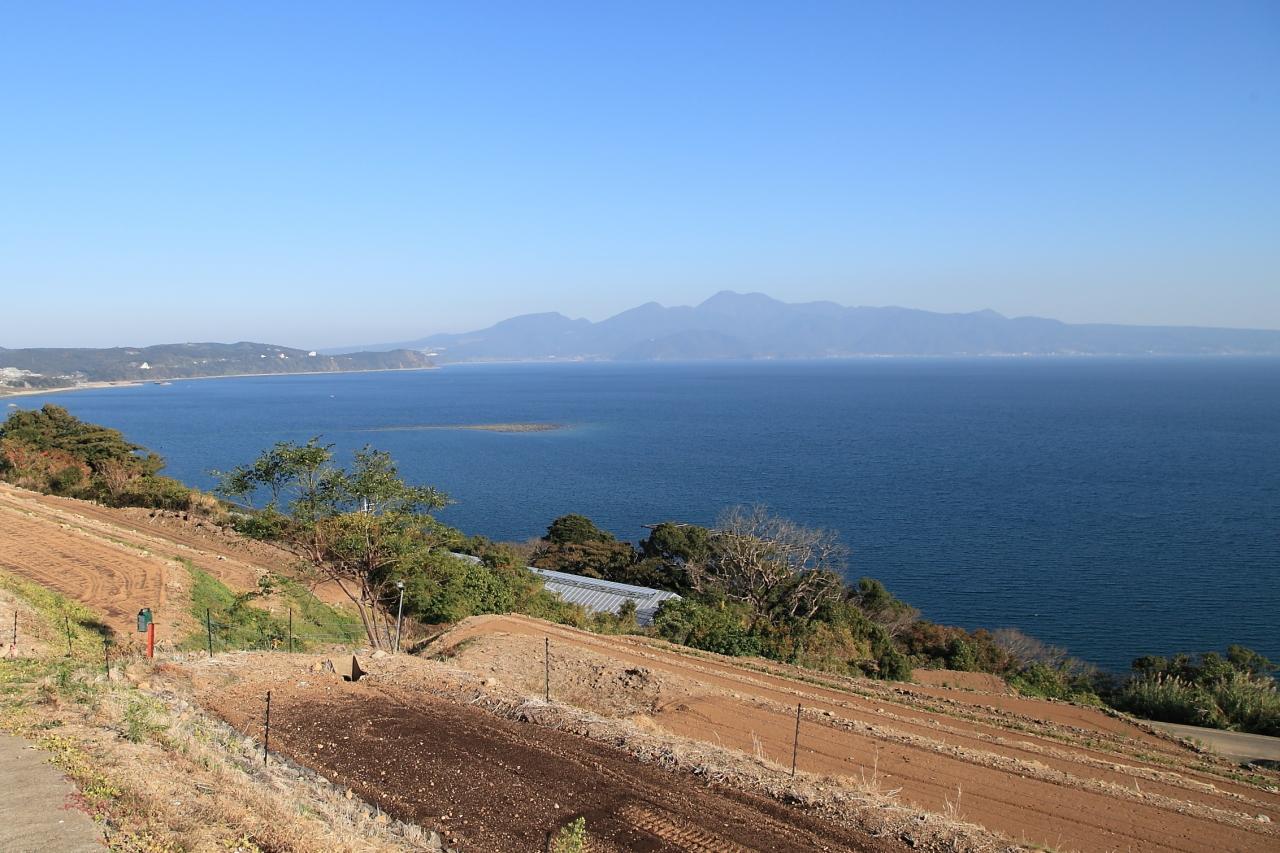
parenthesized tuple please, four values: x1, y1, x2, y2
(0, 732, 103, 852)
(1148, 720, 1280, 765)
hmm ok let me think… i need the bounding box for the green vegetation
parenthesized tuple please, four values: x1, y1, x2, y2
(0, 404, 209, 512)
(122, 695, 161, 743)
(216, 441, 606, 647)
(535, 508, 916, 680)
(0, 568, 116, 656)
(551, 816, 588, 853)
(180, 562, 362, 652)
(1105, 647, 1280, 736)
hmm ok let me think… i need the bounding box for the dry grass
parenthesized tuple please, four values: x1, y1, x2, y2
(6, 659, 448, 852)
(0, 576, 446, 853)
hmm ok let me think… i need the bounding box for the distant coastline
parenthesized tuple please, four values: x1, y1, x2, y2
(0, 365, 439, 401)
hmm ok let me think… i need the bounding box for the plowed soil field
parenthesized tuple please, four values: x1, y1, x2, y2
(194, 655, 897, 853)
(0, 484, 345, 641)
(0, 487, 191, 642)
(427, 615, 1280, 852)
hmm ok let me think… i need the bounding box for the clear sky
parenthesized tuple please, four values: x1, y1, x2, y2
(2, 1, 1277, 348)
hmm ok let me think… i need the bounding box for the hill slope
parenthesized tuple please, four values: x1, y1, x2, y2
(0, 485, 1276, 851)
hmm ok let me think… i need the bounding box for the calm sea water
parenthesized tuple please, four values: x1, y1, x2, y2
(12, 359, 1279, 671)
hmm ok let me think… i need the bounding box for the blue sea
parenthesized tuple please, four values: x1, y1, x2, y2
(12, 358, 1279, 671)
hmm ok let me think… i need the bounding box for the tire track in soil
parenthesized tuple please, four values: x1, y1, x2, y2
(0, 501, 182, 639)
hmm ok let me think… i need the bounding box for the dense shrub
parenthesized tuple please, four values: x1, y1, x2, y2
(404, 552, 520, 623)
(652, 598, 762, 657)
(0, 404, 193, 511)
(898, 621, 1017, 673)
(403, 550, 587, 627)
(545, 514, 615, 545)
(1108, 647, 1280, 735)
(1006, 662, 1100, 704)
(230, 508, 291, 541)
(118, 475, 193, 511)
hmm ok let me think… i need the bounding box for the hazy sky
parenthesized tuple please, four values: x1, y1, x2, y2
(2, 2, 1277, 349)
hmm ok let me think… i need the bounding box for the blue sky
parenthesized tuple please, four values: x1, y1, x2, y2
(1, 1, 1277, 348)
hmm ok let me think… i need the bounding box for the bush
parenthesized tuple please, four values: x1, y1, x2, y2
(402, 550, 588, 627)
(119, 475, 192, 510)
(404, 552, 522, 624)
(231, 507, 291, 541)
(1108, 646, 1280, 735)
(869, 627, 913, 680)
(896, 621, 1020, 675)
(1113, 675, 1228, 729)
(652, 598, 762, 657)
(531, 539, 635, 580)
(545, 514, 615, 545)
(1007, 662, 1100, 704)
(1207, 671, 1280, 736)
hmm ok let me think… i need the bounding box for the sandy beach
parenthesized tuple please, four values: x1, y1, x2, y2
(0, 365, 440, 402)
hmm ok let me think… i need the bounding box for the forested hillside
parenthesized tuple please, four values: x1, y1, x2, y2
(0, 342, 432, 391)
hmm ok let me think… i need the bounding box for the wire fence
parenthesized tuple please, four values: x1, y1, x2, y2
(9, 590, 883, 789)
(522, 634, 908, 787)
(197, 605, 369, 656)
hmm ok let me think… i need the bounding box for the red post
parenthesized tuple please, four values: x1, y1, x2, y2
(146, 622, 155, 658)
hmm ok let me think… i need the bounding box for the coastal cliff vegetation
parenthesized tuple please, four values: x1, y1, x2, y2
(0, 404, 209, 512)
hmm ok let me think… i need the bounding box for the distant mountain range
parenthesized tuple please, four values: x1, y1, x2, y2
(0, 342, 432, 393)
(331, 291, 1280, 361)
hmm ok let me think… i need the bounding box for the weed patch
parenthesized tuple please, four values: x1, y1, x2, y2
(178, 563, 360, 653)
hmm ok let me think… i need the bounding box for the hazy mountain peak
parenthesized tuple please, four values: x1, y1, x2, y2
(333, 293, 1280, 360)
(490, 311, 582, 330)
(699, 290, 781, 309)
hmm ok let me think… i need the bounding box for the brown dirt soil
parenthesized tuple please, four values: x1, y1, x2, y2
(0, 484, 356, 637)
(910, 669, 1012, 694)
(426, 615, 1280, 853)
(193, 654, 900, 853)
(0, 489, 192, 644)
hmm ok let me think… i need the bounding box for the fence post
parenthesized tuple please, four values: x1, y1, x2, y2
(65, 614, 72, 657)
(263, 690, 271, 764)
(544, 637, 550, 703)
(791, 702, 802, 778)
(103, 640, 111, 680)
(288, 607, 294, 654)
(206, 608, 213, 658)
(10, 612, 15, 649)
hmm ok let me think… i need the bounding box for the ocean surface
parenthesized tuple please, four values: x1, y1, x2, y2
(11, 358, 1279, 671)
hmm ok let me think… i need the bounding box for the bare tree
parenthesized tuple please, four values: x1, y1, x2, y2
(703, 505, 847, 623)
(97, 457, 138, 504)
(990, 627, 1095, 677)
